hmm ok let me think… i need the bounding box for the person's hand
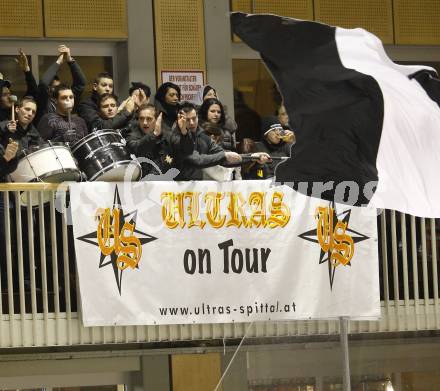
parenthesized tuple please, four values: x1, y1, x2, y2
(132, 89, 147, 108)
(56, 53, 64, 65)
(225, 151, 242, 164)
(177, 112, 188, 135)
(251, 152, 272, 164)
(3, 140, 18, 162)
(125, 97, 135, 113)
(137, 89, 148, 106)
(153, 113, 163, 137)
(282, 129, 295, 143)
(58, 44, 72, 62)
(117, 97, 128, 113)
(15, 48, 30, 72)
(6, 120, 17, 133)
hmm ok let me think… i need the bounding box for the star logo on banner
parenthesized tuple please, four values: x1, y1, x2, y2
(298, 201, 369, 290)
(76, 185, 157, 295)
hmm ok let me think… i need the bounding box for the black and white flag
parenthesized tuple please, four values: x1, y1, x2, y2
(231, 12, 440, 218)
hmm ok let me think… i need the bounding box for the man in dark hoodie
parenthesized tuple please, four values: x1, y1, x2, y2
(255, 116, 295, 178)
(0, 96, 44, 290)
(0, 96, 43, 177)
(77, 72, 136, 131)
(38, 84, 88, 144)
(0, 96, 43, 263)
(35, 44, 87, 125)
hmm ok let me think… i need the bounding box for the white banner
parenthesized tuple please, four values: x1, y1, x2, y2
(161, 70, 205, 105)
(70, 181, 380, 326)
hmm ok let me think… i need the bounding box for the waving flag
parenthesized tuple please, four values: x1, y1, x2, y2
(231, 12, 440, 218)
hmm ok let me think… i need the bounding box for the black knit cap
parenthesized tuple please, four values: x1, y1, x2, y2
(261, 115, 282, 139)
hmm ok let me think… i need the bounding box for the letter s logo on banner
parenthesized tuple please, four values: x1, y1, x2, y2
(299, 201, 370, 289)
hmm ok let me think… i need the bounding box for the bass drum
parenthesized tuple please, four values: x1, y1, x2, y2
(71, 129, 141, 181)
(9, 142, 81, 206)
(10, 142, 80, 183)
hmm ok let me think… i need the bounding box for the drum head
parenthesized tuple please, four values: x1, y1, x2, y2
(71, 129, 123, 153)
(11, 143, 80, 183)
(76, 142, 140, 182)
(95, 162, 141, 182)
(26, 142, 68, 154)
(40, 169, 81, 183)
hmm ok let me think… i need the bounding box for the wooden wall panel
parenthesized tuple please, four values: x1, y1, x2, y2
(315, 0, 394, 44)
(253, 0, 313, 20)
(231, 0, 252, 13)
(172, 353, 223, 391)
(0, 0, 43, 37)
(44, 0, 127, 38)
(231, 0, 252, 42)
(394, 0, 440, 45)
(154, 0, 206, 83)
(231, 0, 313, 42)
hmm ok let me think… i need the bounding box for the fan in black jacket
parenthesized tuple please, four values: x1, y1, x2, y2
(35, 45, 86, 125)
(126, 104, 193, 179)
(77, 72, 135, 132)
(37, 85, 88, 144)
(175, 102, 270, 181)
(0, 96, 43, 182)
(255, 116, 295, 178)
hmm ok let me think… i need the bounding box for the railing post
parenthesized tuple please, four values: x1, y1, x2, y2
(340, 316, 351, 391)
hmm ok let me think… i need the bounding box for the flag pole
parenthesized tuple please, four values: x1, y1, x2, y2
(339, 316, 351, 391)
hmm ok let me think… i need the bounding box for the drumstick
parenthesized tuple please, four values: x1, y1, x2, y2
(10, 95, 17, 122)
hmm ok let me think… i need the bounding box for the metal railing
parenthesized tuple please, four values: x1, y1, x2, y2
(0, 183, 438, 348)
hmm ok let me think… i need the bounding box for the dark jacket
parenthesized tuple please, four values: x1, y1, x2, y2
(255, 140, 291, 178)
(0, 108, 9, 123)
(35, 60, 86, 125)
(37, 112, 88, 144)
(200, 116, 237, 152)
(176, 126, 227, 181)
(154, 99, 178, 135)
(126, 123, 193, 178)
(241, 161, 268, 180)
(77, 91, 132, 131)
(24, 70, 38, 99)
(0, 120, 43, 181)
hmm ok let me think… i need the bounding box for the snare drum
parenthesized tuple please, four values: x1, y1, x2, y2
(10, 142, 80, 183)
(71, 129, 141, 181)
